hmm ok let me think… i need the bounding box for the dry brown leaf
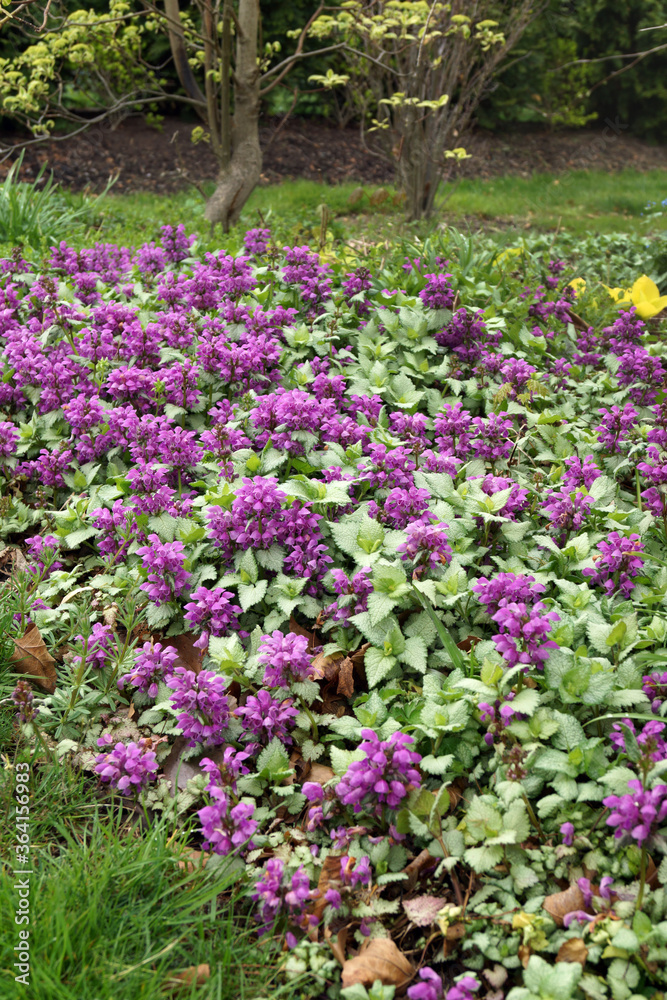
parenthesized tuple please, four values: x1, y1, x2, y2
(341, 938, 414, 990)
(443, 921, 466, 957)
(10, 623, 56, 693)
(163, 964, 210, 993)
(168, 634, 204, 675)
(289, 616, 320, 652)
(403, 850, 436, 893)
(313, 853, 344, 923)
(557, 938, 588, 966)
(518, 944, 531, 969)
(337, 656, 355, 698)
(309, 763, 335, 785)
(161, 736, 201, 794)
(543, 884, 586, 927)
(324, 924, 349, 966)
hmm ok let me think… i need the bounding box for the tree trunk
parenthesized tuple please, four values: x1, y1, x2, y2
(204, 0, 262, 232)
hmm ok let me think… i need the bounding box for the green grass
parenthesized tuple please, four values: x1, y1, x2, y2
(88, 169, 667, 249)
(4, 167, 663, 257)
(444, 168, 667, 236)
(0, 759, 292, 1000)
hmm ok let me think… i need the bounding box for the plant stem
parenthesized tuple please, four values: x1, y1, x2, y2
(637, 844, 647, 910)
(299, 698, 319, 743)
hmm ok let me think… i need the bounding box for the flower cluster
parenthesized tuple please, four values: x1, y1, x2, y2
(336, 729, 422, 815)
(604, 780, 667, 845)
(136, 535, 192, 604)
(257, 630, 315, 688)
(166, 667, 230, 746)
(118, 641, 179, 698)
(397, 519, 452, 575)
(582, 531, 645, 598)
(94, 736, 158, 794)
(492, 601, 560, 670)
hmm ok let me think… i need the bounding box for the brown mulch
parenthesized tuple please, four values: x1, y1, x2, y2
(2, 115, 666, 195)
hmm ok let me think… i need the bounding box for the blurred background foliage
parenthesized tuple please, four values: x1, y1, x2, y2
(1, 0, 666, 138)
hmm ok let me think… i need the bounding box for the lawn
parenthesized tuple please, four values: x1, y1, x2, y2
(2, 169, 667, 1000)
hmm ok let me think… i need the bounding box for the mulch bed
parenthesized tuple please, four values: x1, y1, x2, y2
(1, 115, 666, 195)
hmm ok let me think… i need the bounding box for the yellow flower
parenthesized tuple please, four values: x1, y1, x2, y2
(568, 278, 586, 296)
(602, 284, 633, 307)
(604, 275, 667, 319)
(494, 247, 525, 268)
(632, 275, 667, 319)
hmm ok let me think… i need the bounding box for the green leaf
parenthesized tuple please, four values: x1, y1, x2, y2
(238, 579, 268, 611)
(364, 646, 397, 688)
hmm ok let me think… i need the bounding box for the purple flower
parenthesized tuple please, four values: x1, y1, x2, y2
(560, 822, 575, 846)
(408, 968, 443, 1000)
(542, 489, 594, 541)
(596, 403, 638, 453)
(235, 690, 299, 747)
(472, 573, 546, 616)
(257, 630, 315, 688)
(326, 567, 373, 622)
(445, 976, 480, 1000)
(479, 697, 516, 746)
(136, 534, 191, 605)
(167, 667, 230, 747)
(420, 271, 454, 310)
(562, 454, 601, 491)
(118, 641, 179, 698)
(582, 532, 644, 598)
(492, 601, 560, 670)
(94, 737, 158, 794)
(0, 420, 19, 457)
(609, 718, 667, 763)
(336, 729, 422, 816)
(72, 623, 116, 670)
(604, 779, 667, 845)
(643, 671, 667, 713)
(11, 680, 38, 723)
(198, 787, 257, 855)
(398, 519, 452, 575)
(184, 587, 241, 637)
(369, 487, 431, 529)
(252, 859, 315, 938)
(340, 854, 372, 888)
(244, 227, 271, 255)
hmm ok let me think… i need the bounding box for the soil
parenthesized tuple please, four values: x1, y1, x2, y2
(2, 115, 666, 195)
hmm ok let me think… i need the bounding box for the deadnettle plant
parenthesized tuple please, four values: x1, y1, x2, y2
(336, 729, 422, 817)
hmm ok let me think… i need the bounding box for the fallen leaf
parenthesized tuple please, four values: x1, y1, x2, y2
(10, 623, 57, 693)
(289, 616, 320, 652)
(543, 884, 586, 927)
(168, 633, 203, 675)
(313, 853, 343, 923)
(324, 924, 348, 966)
(308, 763, 335, 785)
(163, 964, 210, 993)
(160, 736, 201, 793)
(557, 938, 588, 966)
(337, 655, 355, 698)
(443, 921, 466, 957)
(402, 895, 448, 927)
(403, 850, 436, 893)
(341, 938, 413, 990)
(518, 944, 531, 969)
(456, 635, 480, 652)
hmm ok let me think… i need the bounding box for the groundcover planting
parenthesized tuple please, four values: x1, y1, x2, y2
(3, 223, 667, 999)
